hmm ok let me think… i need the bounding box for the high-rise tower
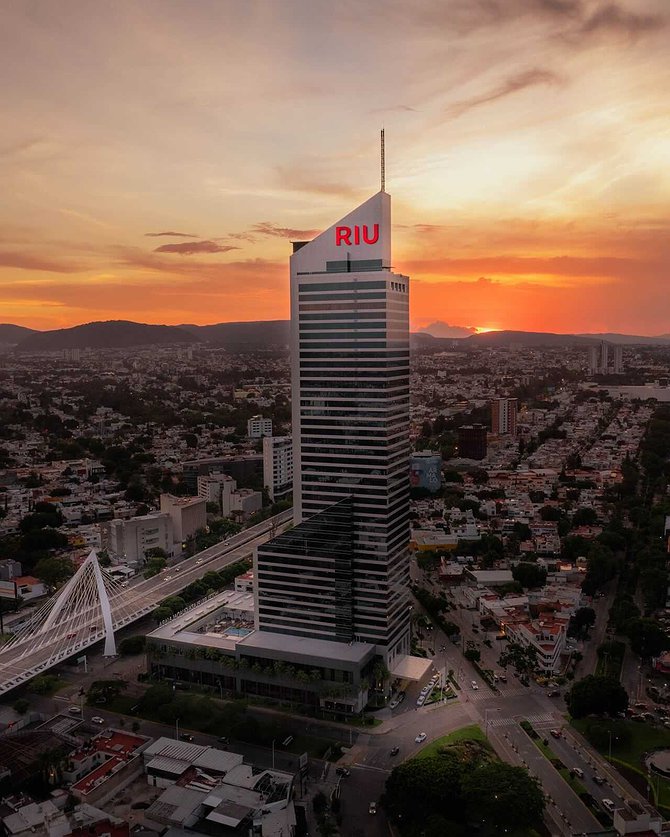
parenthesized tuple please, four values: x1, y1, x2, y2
(256, 189, 411, 666)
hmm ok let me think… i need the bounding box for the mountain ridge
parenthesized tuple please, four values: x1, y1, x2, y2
(3, 320, 670, 351)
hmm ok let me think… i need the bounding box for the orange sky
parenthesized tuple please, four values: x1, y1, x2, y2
(1, 1, 669, 335)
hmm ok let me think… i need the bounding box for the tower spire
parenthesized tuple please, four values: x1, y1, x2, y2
(380, 128, 385, 192)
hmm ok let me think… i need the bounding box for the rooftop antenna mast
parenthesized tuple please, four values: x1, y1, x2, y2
(380, 128, 386, 192)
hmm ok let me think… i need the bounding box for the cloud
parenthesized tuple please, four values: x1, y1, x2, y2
(445, 68, 564, 118)
(579, 3, 663, 37)
(0, 251, 83, 273)
(372, 104, 418, 113)
(145, 231, 199, 238)
(153, 240, 240, 255)
(250, 222, 321, 240)
(417, 321, 477, 337)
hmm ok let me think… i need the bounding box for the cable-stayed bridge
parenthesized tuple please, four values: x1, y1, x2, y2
(0, 509, 292, 696)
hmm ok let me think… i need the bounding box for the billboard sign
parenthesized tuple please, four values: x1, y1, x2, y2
(0, 581, 16, 600)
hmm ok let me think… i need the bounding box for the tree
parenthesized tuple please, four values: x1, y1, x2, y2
(34, 556, 75, 588)
(462, 763, 545, 832)
(512, 562, 547, 589)
(540, 505, 562, 521)
(571, 606, 596, 637)
(566, 675, 628, 719)
(384, 753, 465, 824)
(464, 648, 481, 663)
(609, 595, 640, 633)
(13, 698, 30, 715)
(498, 642, 538, 677)
(627, 619, 668, 659)
(118, 635, 146, 656)
(573, 507, 598, 527)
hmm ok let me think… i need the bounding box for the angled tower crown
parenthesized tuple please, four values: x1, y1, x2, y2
(290, 191, 391, 274)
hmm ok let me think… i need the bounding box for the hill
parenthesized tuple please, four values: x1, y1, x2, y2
(576, 332, 670, 345)
(16, 320, 197, 351)
(181, 320, 290, 349)
(465, 330, 599, 348)
(0, 324, 37, 344)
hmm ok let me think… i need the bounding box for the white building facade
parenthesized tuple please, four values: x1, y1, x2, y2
(247, 415, 273, 438)
(263, 435, 293, 501)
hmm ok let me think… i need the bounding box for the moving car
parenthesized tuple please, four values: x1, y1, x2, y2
(68, 706, 80, 714)
(369, 802, 377, 815)
(335, 767, 350, 777)
(572, 767, 584, 779)
(180, 733, 194, 742)
(415, 732, 427, 743)
(548, 689, 561, 697)
(602, 799, 616, 813)
(390, 746, 400, 756)
(471, 681, 479, 690)
(91, 716, 105, 725)
(550, 729, 561, 738)
(593, 775, 605, 785)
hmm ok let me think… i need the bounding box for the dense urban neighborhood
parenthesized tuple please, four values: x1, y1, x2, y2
(0, 330, 669, 837)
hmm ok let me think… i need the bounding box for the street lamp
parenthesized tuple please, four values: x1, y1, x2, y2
(175, 718, 180, 740)
(272, 739, 276, 770)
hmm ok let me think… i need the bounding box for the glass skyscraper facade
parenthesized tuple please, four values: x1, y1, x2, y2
(256, 191, 411, 666)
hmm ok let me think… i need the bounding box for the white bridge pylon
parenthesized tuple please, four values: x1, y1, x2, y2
(42, 549, 117, 656)
(1, 550, 148, 666)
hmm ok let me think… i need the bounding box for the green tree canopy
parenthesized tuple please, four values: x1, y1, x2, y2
(462, 762, 545, 832)
(627, 619, 668, 659)
(34, 556, 75, 588)
(566, 675, 628, 719)
(512, 562, 547, 589)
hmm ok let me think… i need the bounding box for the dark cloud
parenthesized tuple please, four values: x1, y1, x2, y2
(251, 222, 321, 240)
(145, 231, 199, 238)
(0, 251, 82, 273)
(446, 68, 563, 118)
(579, 3, 662, 37)
(153, 240, 240, 255)
(226, 232, 259, 243)
(417, 321, 477, 337)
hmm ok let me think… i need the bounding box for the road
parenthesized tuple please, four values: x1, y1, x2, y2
(0, 510, 292, 695)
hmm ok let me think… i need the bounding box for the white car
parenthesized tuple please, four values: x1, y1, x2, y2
(164, 575, 173, 581)
(415, 732, 427, 743)
(389, 699, 399, 710)
(602, 799, 615, 813)
(195, 559, 203, 565)
(91, 716, 105, 725)
(68, 706, 80, 715)
(416, 694, 426, 707)
(471, 681, 479, 690)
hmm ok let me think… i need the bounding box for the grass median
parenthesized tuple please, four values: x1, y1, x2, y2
(416, 723, 486, 760)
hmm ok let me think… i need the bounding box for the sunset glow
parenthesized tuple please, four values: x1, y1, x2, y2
(1, 1, 669, 334)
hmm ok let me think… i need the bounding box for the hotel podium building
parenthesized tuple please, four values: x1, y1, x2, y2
(147, 190, 420, 714)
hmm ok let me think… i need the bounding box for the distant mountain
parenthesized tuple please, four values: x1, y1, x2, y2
(464, 330, 598, 348)
(576, 332, 670, 345)
(181, 320, 290, 349)
(0, 324, 37, 344)
(16, 320, 197, 351)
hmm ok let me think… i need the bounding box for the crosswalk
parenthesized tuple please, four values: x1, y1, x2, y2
(487, 712, 557, 729)
(465, 683, 528, 702)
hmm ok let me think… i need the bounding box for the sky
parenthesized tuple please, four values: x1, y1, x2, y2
(1, 0, 669, 335)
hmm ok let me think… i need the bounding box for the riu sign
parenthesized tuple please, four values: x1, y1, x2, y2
(335, 224, 379, 246)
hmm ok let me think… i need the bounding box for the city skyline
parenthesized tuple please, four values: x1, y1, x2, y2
(2, 0, 669, 335)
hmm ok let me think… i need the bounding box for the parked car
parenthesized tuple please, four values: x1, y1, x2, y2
(416, 694, 426, 707)
(415, 732, 427, 743)
(572, 767, 584, 779)
(389, 698, 399, 710)
(390, 746, 400, 756)
(180, 733, 194, 742)
(548, 689, 561, 697)
(602, 799, 616, 813)
(550, 729, 561, 738)
(91, 716, 105, 725)
(498, 673, 507, 683)
(335, 767, 350, 777)
(68, 706, 80, 714)
(471, 681, 479, 690)
(593, 775, 605, 785)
